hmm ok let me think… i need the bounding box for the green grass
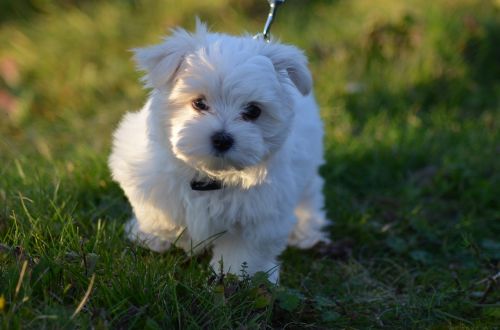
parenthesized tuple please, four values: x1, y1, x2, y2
(1, 0, 499, 328)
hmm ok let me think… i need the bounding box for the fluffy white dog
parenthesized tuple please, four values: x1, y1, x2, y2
(109, 22, 330, 282)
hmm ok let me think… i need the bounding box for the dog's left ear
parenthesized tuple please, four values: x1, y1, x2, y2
(261, 43, 313, 96)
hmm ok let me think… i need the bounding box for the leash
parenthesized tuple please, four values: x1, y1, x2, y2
(255, 0, 286, 42)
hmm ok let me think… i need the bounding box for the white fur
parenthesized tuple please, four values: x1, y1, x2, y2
(109, 22, 330, 283)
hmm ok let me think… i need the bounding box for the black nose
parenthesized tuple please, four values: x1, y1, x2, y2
(211, 131, 234, 153)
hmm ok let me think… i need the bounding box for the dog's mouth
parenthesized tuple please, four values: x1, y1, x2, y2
(173, 147, 269, 189)
(202, 155, 247, 172)
(172, 146, 252, 174)
(171, 134, 266, 176)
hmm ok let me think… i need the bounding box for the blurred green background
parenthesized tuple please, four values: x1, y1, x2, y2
(0, 0, 499, 328)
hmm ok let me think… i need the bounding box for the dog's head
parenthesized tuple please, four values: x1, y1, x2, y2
(134, 21, 312, 179)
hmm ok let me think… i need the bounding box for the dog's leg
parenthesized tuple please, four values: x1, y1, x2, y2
(125, 216, 176, 253)
(210, 220, 291, 283)
(289, 174, 331, 249)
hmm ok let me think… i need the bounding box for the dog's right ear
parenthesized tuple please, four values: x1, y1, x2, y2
(133, 29, 193, 89)
(133, 23, 206, 88)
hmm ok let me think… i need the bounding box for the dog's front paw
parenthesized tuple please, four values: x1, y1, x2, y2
(209, 257, 280, 284)
(125, 218, 171, 253)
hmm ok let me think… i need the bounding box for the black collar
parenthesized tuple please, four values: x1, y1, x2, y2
(190, 178, 223, 191)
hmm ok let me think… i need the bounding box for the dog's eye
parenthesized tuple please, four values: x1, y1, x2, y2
(192, 98, 209, 112)
(242, 103, 262, 121)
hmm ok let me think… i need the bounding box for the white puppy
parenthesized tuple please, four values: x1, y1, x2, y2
(109, 22, 330, 283)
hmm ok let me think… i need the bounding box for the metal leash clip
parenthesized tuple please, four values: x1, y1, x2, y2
(254, 0, 286, 42)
